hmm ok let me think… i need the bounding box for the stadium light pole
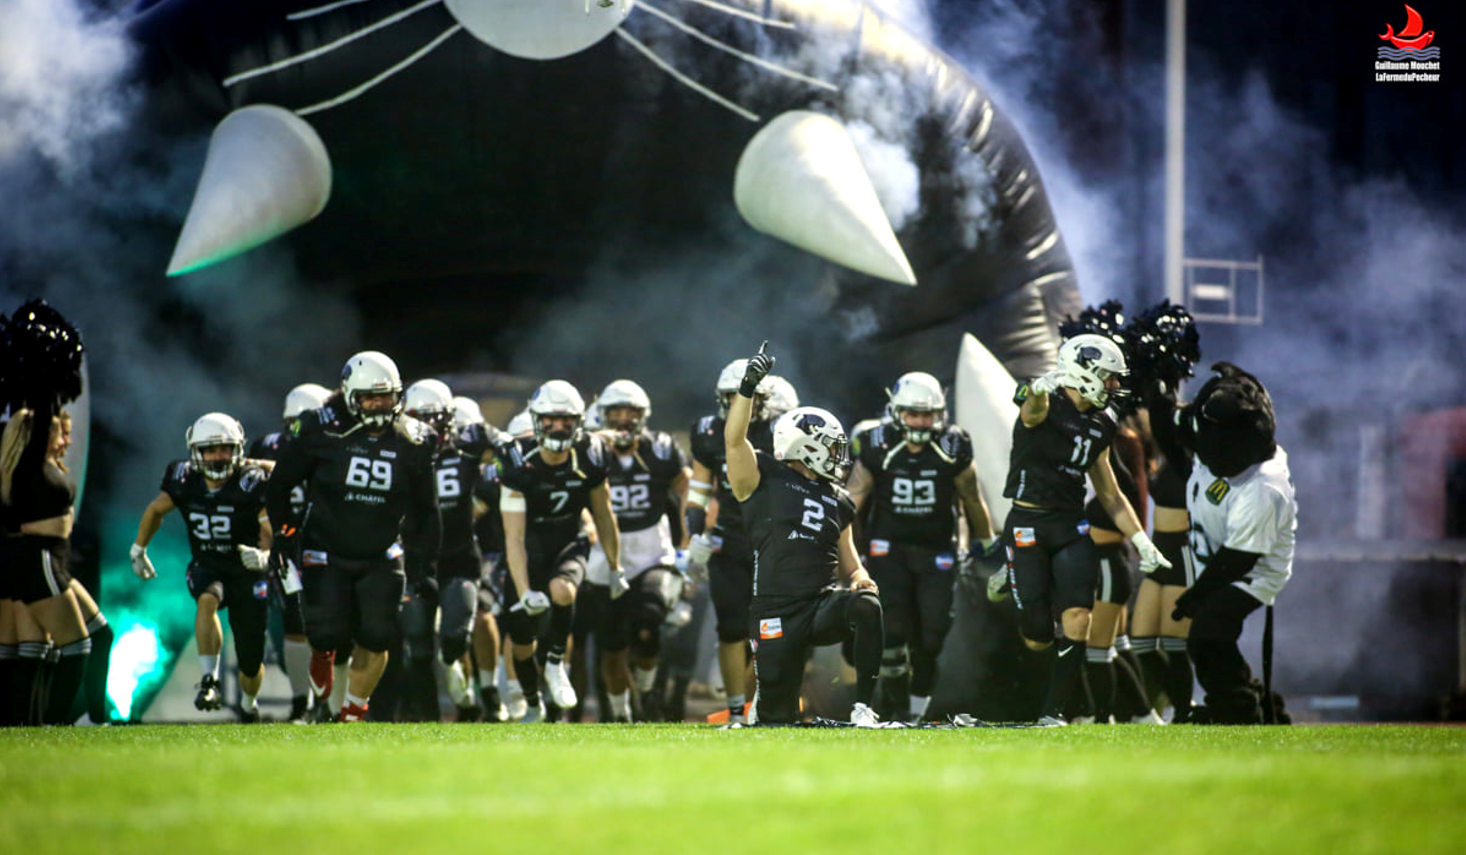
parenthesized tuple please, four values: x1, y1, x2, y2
(1163, 0, 1186, 305)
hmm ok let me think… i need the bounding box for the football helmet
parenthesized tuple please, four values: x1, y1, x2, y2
(763, 375, 800, 420)
(451, 395, 484, 430)
(405, 378, 455, 436)
(528, 380, 585, 452)
(340, 350, 403, 428)
(282, 383, 331, 421)
(772, 406, 849, 481)
(186, 412, 246, 480)
(886, 371, 946, 444)
(506, 408, 533, 437)
(715, 358, 773, 420)
(1056, 334, 1128, 408)
(596, 379, 651, 450)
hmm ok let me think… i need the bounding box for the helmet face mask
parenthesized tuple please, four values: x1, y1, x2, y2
(772, 407, 850, 481)
(596, 379, 651, 451)
(187, 412, 245, 480)
(1056, 334, 1129, 408)
(886, 371, 946, 445)
(341, 351, 404, 429)
(529, 380, 586, 453)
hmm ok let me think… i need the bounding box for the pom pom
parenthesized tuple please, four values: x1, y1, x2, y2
(2, 299, 86, 411)
(1060, 300, 1135, 412)
(1124, 300, 1201, 403)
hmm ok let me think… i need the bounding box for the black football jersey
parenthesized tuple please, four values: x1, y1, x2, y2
(1004, 385, 1118, 512)
(474, 461, 505, 556)
(689, 415, 773, 533)
(248, 429, 309, 519)
(160, 460, 270, 571)
(431, 445, 487, 556)
(600, 430, 689, 533)
(497, 431, 610, 548)
(853, 422, 973, 548)
(741, 451, 856, 601)
(265, 404, 440, 561)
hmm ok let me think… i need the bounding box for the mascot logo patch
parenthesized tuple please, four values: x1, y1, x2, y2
(1206, 479, 1231, 505)
(759, 618, 783, 640)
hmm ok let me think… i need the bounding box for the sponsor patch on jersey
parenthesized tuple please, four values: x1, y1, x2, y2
(302, 550, 328, 567)
(1013, 382, 1031, 404)
(759, 618, 783, 640)
(1013, 527, 1037, 547)
(1077, 520, 1091, 536)
(869, 539, 890, 557)
(253, 580, 270, 600)
(920, 470, 938, 477)
(1206, 479, 1230, 505)
(935, 553, 955, 571)
(385, 542, 405, 560)
(379, 449, 397, 459)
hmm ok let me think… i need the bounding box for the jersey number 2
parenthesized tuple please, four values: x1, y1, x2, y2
(801, 498, 825, 533)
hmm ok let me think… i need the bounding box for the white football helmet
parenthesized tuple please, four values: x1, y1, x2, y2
(1056, 334, 1129, 408)
(763, 375, 800, 420)
(715, 358, 773, 420)
(597, 379, 651, 450)
(772, 407, 849, 481)
(451, 395, 484, 430)
(886, 371, 946, 444)
(340, 350, 403, 428)
(282, 383, 331, 421)
(506, 408, 533, 437)
(186, 412, 246, 480)
(405, 378, 454, 435)
(528, 379, 586, 452)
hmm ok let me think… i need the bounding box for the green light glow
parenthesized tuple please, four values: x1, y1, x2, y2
(105, 621, 163, 720)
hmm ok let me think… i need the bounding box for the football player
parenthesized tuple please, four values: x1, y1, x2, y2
(578, 379, 691, 722)
(724, 343, 885, 726)
(686, 360, 775, 724)
(247, 382, 331, 723)
(497, 380, 622, 722)
(846, 371, 997, 722)
(131, 413, 274, 721)
(265, 351, 441, 722)
(997, 334, 1169, 725)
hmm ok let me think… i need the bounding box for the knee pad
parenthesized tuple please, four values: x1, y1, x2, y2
(880, 645, 909, 678)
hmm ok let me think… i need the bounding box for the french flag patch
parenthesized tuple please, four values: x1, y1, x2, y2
(935, 554, 955, 571)
(253, 580, 270, 600)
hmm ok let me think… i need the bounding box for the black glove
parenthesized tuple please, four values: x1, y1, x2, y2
(268, 524, 300, 575)
(740, 341, 775, 397)
(1171, 586, 1206, 621)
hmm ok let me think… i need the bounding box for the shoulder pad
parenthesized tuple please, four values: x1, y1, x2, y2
(652, 432, 673, 461)
(938, 429, 968, 459)
(586, 434, 606, 467)
(169, 460, 191, 482)
(695, 415, 716, 435)
(237, 465, 268, 493)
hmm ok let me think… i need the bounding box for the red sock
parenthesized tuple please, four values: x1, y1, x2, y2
(309, 650, 336, 700)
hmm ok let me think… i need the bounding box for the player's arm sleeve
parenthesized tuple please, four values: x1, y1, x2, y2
(402, 448, 442, 574)
(265, 428, 311, 531)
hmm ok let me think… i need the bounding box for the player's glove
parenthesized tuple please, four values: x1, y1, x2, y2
(269, 523, 300, 575)
(129, 543, 157, 580)
(1132, 531, 1172, 574)
(1030, 369, 1065, 397)
(236, 545, 270, 573)
(740, 341, 775, 397)
(513, 589, 551, 616)
(686, 533, 716, 566)
(608, 567, 631, 600)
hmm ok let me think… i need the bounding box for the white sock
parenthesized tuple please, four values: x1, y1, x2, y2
(346, 691, 369, 709)
(199, 654, 220, 680)
(633, 666, 657, 695)
(445, 661, 471, 705)
(479, 667, 495, 690)
(283, 639, 313, 697)
(331, 663, 349, 711)
(909, 694, 931, 719)
(242, 689, 259, 711)
(609, 690, 632, 720)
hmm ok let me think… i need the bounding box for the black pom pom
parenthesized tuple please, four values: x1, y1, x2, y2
(1060, 300, 1136, 413)
(1124, 300, 1201, 403)
(2, 299, 86, 411)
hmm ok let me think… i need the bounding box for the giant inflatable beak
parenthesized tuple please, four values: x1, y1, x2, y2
(167, 105, 332, 276)
(735, 110, 917, 287)
(955, 332, 1019, 526)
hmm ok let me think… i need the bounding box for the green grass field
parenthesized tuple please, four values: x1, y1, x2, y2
(3, 723, 1463, 855)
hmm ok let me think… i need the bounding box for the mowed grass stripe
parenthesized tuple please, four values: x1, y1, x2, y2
(2, 724, 1462, 855)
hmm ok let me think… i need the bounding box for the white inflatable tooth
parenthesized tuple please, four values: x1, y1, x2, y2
(734, 110, 917, 286)
(167, 105, 331, 276)
(955, 333, 1020, 526)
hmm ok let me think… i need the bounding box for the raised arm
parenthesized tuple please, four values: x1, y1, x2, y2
(725, 342, 775, 502)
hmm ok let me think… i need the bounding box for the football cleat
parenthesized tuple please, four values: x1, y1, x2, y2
(194, 675, 223, 711)
(850, 702, 881, 728)
(455, 702, 483, 723)
(339, 701, 369, 722)
(543, 660, 578, 708)
(1036, 715, 1068, 727)
(288, 695, 312, 724)
(480, 687, 507, 723)
(236, 705, 262, 724)
(502, 679, 528, 721)
(986, 568, 1011, 603)
(520, 699, 547, 724)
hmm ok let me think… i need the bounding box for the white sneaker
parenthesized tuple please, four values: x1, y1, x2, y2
(850, 702, 881, 728)
(986, 569, 1011, 603)
(521, 700, 546, 724)
(503, 679, 528, 721)
(1036, 715, 1068, 727)
(544, 659, 578, 708)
